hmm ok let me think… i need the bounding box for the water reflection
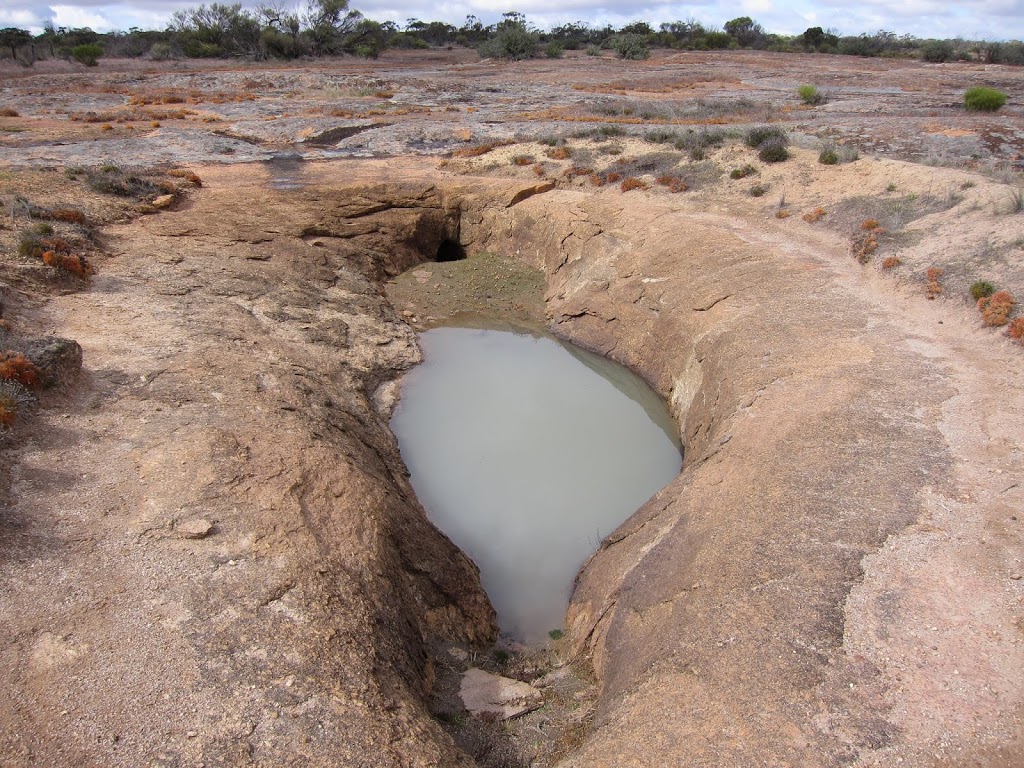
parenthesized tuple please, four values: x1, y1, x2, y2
(391, 326, 682, 644)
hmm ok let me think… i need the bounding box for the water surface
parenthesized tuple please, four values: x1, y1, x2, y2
(391, 326, 681, 644)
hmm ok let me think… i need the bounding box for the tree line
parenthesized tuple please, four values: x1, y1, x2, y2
(1, 3, 1023, 66)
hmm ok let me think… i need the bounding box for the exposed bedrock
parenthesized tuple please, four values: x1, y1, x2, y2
(464, 191, 978, 765)
(4, 166, 1016, 767)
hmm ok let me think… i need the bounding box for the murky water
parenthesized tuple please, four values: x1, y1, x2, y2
(391, 325, 682, 644)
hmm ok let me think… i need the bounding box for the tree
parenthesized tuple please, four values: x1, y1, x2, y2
(477, 15, 538, 60)
(724, 16, 764, 48)
(0, 28, 31, 60)
(303, 0, 361, 55)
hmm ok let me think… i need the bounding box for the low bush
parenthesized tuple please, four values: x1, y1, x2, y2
(1008, 317, 1024, 343)
(978, 289, 1015, 326)
(620, 177, 648, 192)
(798, 85, 825, 105)
(0, 352, 42, 390)
(611, 34, 650, 60)
(758, 137, 790, 163)
(802, 207, 826, 223)
(882, 256, 901, 269)
(545, 146, 572, 160)
(818, 145, 839, 165)
(750, 183, 769, 197)
(745, 125, 787, 149)
(0, 381, 33, 429)
(970, 280, 996, 300)
(511, 154, 533, 166)
(42, 250, 94, 278)
(730, 164, 757, 179)
(926, 266, 944, 299)
(70, 43, 103, 67)
(545, 42, 564, 58)
(964, 87, 1007, 112)
(0, 108, 18, 117)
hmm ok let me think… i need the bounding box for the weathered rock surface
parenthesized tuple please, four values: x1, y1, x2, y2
(459, 668, 543, 719)
(1, 158, 1021, 768)
(463, 184, 1024, 767)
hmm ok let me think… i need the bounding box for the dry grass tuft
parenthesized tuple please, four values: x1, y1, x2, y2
(545, 146, 572, 160)
(802, 207, 827, 223)
(882, 256, 901, 270)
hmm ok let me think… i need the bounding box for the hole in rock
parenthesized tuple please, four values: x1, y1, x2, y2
(435, 239, 467, 262)
(391, 323, 682, 644)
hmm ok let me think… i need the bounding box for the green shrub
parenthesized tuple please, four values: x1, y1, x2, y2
(611, 34, 650, 60)
(478, 23, 538, 60)
(758, 137, 790, 163)
(730, 164, 757, 179)
(750, 183, 769, 197)
(545, 41, 564, 58)
(818, 145, 839, 164)
(798, 85, 825, 105)
(964, 87, 1007, 112)
(585, 45, 601, 56)
(70, 43, 103, 67)
(970, 280, 996, 300)
(745, 125, 787, 149)
(920, 39, 955, 62)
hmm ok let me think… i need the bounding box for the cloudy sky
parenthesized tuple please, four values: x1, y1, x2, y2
(0, 0, 1021, 41)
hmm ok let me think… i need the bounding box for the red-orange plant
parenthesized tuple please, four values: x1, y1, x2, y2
(861, 219, 879, 230)
(545, 146, 571, 160)
(0, 352, 42, 390)
(926, 267, 944, 299)
(881, 256, 901, 270)
(1007, 317, 1024, 342)
(620, 177, 648, 192)
(802, 207, 827, 223)
(42, 250, 94, 278)
(589, 173, 606, 187)
(978, 290, 1015, 326)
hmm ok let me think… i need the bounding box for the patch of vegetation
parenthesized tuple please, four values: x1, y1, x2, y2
(610, 34, 650, 60)
(926, 266, 945, 298)
(0, 352, 42, 390)
(964, 87, 1007, 112)
(675, 128, 726, 160)
(882, 256, 901, 270)
(70, 43, 103, 67)
(1008, 317, 1024, 343)
(745, 125, 788, 149)
(85, 166, 162, 199)
(978, 289, 1015, 325)
(818, 143, 839, 165)
(750, 183, 769, 197)
(477, 17, 538, 60)
(970, 280, 996, 300)
(798, 85, 826, 105)
(620, 177, 648, 192)
(758, 137, 790, 163)
(730, 164, 757, 179)
(802, 207, 827, 223)
(0, 381, 33, 429)
(545, 41, 563, 58)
